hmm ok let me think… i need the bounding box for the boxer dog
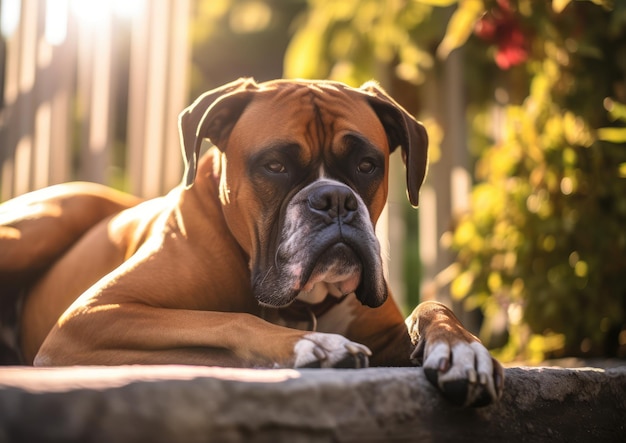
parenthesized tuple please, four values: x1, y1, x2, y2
(0, 78, 503, 407)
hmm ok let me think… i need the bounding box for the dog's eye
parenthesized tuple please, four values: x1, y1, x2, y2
(357, 159, 376, 174)
(264, 160, 287, 174)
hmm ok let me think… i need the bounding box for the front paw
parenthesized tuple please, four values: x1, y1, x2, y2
(293, 332, 371, 368)
(413, 340, 504, 407)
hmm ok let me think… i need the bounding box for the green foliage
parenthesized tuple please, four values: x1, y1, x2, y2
(189, 0, 306, 97)
(436, 0, 484, 59)
(284, 0, 441, 85)
(285, 0, 626, 360)
(454, 77, 626, 360)
(449, 0, 626, 360)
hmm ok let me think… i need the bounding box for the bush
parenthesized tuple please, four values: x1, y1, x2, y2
(449, 0, 626, 360)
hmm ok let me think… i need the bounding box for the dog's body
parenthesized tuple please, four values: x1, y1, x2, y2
(0, 78, 502, 406)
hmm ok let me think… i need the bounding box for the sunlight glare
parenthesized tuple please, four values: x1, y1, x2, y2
(66, 0, 144, 30)
(1, 0, 21, 39)
(45, 0, 69, 45)
(112, 0, 145, 20)
(230, 0, 272, 34)
(70, 0, 109, 25)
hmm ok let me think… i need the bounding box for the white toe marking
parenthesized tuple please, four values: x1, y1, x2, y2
(293, 332, 371, 368)
(423, 341, 450, 371)
(473, 341, 494, 377)
(471, 341, 498, 399)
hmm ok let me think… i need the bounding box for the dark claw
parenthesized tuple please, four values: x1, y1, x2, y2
(424, 366, 439, 388)
(410, 340, 425, 365)
(495, 371, 505, 393)
(355, 352, 369, 369)
(467, 388, 493, 408)
(332, 352, 369, 369)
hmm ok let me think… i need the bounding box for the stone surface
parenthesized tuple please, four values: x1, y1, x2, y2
(0, 364, 624, 442)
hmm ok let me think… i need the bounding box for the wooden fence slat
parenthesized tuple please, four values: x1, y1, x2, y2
(162, 0, 189, 192)
(77, 11, 114, 184)
(141, 0, 169, 198)
(47, 28, 75, 185)
(13, 0, 40, 196)
(126, 1, 150, 195)
(1, 0, 190, 200)
(127, 0, 189, 198)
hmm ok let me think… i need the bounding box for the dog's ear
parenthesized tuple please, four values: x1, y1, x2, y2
(360, 81, 429, 207)
(178, 78, 258, 187)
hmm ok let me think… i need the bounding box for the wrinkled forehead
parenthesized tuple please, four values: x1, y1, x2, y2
(227, 82, 390, 157)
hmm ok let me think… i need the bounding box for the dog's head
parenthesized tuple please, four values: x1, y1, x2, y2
(178, 78, 428, 308)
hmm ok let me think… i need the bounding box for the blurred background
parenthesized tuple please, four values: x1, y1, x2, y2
(0, 0, 625, 363)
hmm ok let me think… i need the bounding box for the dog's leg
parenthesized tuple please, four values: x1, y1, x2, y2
(406, 301, 504, 407)
(30, 234, 371, 368)
(0, 182, 140, 284)
(34, 305, 371, 368)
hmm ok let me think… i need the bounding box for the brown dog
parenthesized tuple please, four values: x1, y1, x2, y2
(0, 78, 503, 407)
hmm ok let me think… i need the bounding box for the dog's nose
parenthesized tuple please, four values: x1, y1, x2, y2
(308, 184, 358, 223)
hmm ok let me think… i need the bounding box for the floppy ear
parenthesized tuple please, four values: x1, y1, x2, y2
(178, 78, 258, 187)
(360, 81, 429, 207)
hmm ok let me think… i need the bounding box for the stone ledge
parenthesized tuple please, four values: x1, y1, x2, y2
(0, 365, 624, 442)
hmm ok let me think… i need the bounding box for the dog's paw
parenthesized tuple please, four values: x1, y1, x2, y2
(416, 340, 504, 407)
(293, 332, 371, 368)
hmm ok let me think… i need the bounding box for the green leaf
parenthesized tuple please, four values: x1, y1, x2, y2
(436, 0, 484, 59)
(283, 22, 328, 79)
(451, 270, 475, 299)
(552, 0, 572, 13)
(597, 127, 626, 143)
(604, 98, 626, 123)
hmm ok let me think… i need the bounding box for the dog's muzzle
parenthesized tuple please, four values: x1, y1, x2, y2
(252, 179, 388, 309)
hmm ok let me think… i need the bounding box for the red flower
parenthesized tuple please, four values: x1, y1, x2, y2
(474, 0, 529, 69)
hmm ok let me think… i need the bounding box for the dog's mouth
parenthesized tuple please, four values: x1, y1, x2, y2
(255, 242, 363, 309)
(295, 243, 363, 301)
(253, 229, 386, 309)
